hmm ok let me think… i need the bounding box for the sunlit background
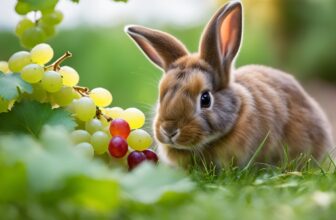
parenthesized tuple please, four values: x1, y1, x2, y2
(1, 0, 336, 136)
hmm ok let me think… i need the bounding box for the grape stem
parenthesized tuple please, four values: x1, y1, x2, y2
(73, 86, 112, 122)
(96, 107, 112, 122)
(45, 51, 72, 71)
(73, 85, 89, 96)
(49, 51, 112, 123)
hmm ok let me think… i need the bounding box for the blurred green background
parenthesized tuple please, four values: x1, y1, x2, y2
(1, 0, 336, 114)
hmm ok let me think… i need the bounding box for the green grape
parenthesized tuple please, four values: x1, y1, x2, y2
(91, 131, 109, 155)
(31, 43, 54, 65)
(74, 142, 94, 158)
(21, 63, 44, 83)
(8, 51, 31, 72)
(102, 126, 111, 137)
(99, 116, 109, 127)
(38, 21, 56, 37)
(71, 130, 91, 144)
(59, 66, 79, 87)
(0, 61, 10, 73)
(41, 70, 62, 92)
(89, 87, 113, 107)
(21, 27, 47, 49)
(85, 118, 103, 134)
(52, 86, 75, 106)
(73, 97, 96, 122)
(15, 1, 31, 15)
(65, 101, 76, 113)
(29, 83, 48, 102)
(121, 108, 145, 129)
(41, 10, 63, 25)
(15, 18, 34, 37)
(127, 129, 153, 151)
(102, 107, 123, 119)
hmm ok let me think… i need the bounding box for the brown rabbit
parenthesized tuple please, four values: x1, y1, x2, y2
(125, 1, 334, 168)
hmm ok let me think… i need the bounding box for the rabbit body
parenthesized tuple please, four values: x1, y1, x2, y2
(157, 63, 333, 168)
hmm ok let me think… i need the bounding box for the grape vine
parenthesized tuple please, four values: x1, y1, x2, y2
(0, 0, 161, 171)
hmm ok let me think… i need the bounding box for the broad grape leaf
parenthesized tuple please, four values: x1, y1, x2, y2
(0, 73, 32, 101)
(120, 163, 194, 203)
(0, 101, 76, 136)
(0, 98, 10, 113)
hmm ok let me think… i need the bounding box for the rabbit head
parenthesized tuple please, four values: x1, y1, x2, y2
(125, 1, 243, 150)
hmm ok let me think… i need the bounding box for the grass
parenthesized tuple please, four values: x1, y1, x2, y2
(122, 155, 336, 220)
(121, 135, 336, 220)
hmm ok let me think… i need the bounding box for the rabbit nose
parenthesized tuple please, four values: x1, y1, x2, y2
(160, 126, 179, 140)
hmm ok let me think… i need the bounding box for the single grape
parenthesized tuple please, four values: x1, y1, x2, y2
(0, 61, 10, 73)
(85, 118, 103, 134)
(99, 116, 109, 127)
(8, 51, 31, 72)
(38, 21, 55, 37)
(102, 107, 123, 119)
(127, 151, 146, 170)
(21, 27, 47, 49)
(59, 66, 79, 87)
(108, 136, 128, 158)
(15, 1, 31, 15)
(102, 126, 111, 137)
(109, 118, 131, 139)
(127, 129, 153, 151)
(41, 10, 63, 25)
(73, 97, 96, 122)
(91, 131, 109, 155)
(89, 87, 113, 107)
(21, 63, 44, 83)
(71, 130, 91, 144)
(143, 149, 159, 164)
(28, 83, 48, 102)
(41, 70, 62, 92)
(121, 108, 145, 129)
(31, 43, 54, 65)
(52, 86, 75, 106)
(15, 18, 34, 37)
(74, 142, 94, 159)
(65, 101, 76, 114)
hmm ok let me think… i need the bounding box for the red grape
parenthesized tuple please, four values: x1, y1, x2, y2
(143, 149, 158, 164)
(108, 136, 128, 158)
(109, 118, 131, 139)
(127, 151, 146, 170)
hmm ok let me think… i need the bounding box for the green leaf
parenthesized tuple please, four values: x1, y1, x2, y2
(0, 73, 32, 101)
(0, 98, 10, 113)
(0, 162, 27, 202)
(120, 163, 194, 204)
(0, 101, 76, 136)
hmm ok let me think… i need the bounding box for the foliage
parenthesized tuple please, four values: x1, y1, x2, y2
(0, 126, 194, 219)
(0, 72, 32, 101)
(0, 101, 76, 136)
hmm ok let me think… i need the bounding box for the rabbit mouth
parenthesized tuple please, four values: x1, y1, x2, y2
(165, 132, 222, 151)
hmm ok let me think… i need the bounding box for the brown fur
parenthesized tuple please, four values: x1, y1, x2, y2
(125, 1, 334, 169)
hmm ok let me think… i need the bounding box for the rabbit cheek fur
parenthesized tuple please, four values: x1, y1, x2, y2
(125, 1, 334, 169)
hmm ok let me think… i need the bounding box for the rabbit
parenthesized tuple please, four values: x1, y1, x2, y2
(125, 1, 334, 169)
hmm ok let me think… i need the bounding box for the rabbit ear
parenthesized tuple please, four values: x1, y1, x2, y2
(125, 25, 189, 71)
(199, 1, 242, 88)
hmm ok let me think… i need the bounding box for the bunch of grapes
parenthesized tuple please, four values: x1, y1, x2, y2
(15, 1, 63, 48)
(0, 43, 158, 170)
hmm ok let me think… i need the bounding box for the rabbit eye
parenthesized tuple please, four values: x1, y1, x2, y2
(200, 91, 211, 108)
